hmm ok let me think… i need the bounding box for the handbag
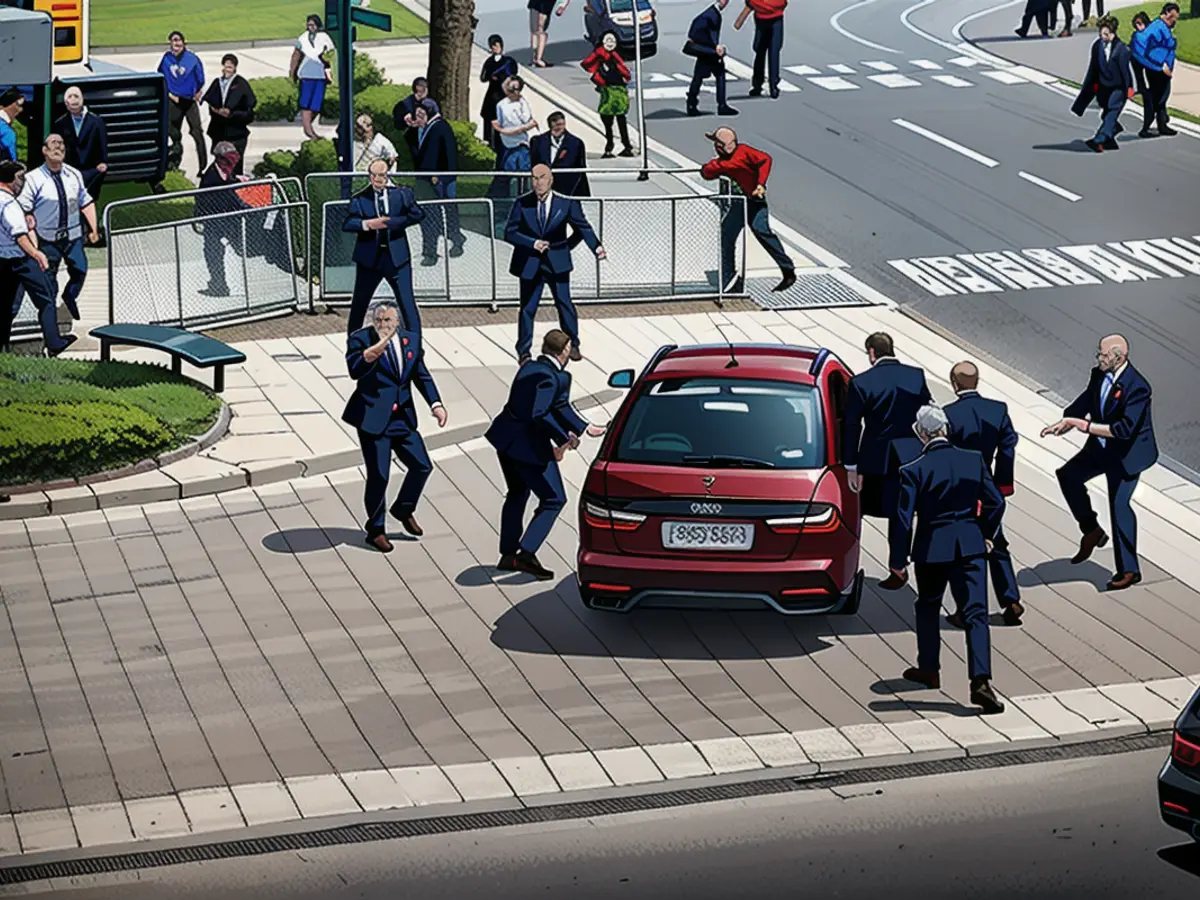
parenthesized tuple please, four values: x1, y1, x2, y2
(682, 40, 701, 58)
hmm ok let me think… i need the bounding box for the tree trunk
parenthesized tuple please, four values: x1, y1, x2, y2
(427, 0, 477, 124)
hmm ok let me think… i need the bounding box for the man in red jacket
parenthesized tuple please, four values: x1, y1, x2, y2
(700, 126, 795, 294)
(735, 0, 788, 99)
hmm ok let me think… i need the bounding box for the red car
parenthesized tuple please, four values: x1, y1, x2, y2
(577, 343, 864, 615)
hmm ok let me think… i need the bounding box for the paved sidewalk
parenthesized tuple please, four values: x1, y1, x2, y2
(2, 308, 1200, 859)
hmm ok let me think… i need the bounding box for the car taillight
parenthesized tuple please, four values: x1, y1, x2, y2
(765, 505, 841, 535)
(1172, 731, 1200, 769)
(583, 501, 646, 531)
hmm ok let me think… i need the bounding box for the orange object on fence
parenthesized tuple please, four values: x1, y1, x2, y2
(236, 184, 274, 208)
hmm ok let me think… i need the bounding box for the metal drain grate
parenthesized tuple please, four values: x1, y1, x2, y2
(746, 271, 878, 310)
(0, 730, 1170, 885)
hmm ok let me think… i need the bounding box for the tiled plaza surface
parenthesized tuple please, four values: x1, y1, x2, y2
(2, 307, 1200, 858)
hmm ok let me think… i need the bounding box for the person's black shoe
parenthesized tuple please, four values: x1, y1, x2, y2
(686, 105, 703, 117)
(1159, 125, 1178, 136)
(512, 550, 554, 581)
(773, 270, 796, 292)
(1102, 138, 1119, 150)
(1002, 601, 1025, 626)
(43, 334, 78, 358)
(1138, 128, 1156, 138)
(769, 87, 780, 99)
(1084, 138, 1103, 152)
(1015, 28, 1028, 37)
(618, 147, 635, 157)
(717, 105, 739, 116)
(421, 255, 438, 266)
(748, 87, 763, 97)
(497, 554, 519, 572)
(199, 285, 229, 296)
(946, 611, 966, 629)
(448, 243, 464, 258)
(970, 678, 1005, 715)
(0, 494, 10, 503)
(903, 667, 940, 689)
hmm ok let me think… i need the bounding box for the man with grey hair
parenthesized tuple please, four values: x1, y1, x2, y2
(894, 403, 1006, 715)
(1041, 333, 1157, 591)
(342, 299, 448, 553)
(53, 87, 108, 203)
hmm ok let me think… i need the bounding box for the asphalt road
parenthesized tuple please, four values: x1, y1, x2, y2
(15, 747, 1198, 899)
(470, 0, 1200, 476)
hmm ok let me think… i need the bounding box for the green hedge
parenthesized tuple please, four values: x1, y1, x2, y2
(249, 52, 388, 123)
(102, 170, 198, 232)
(0, 355, 222, 486)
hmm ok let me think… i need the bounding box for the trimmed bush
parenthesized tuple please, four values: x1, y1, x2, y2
(102, 171, 198, 231)
(252, 76, 300, 123)
(254, 149, 298, 180)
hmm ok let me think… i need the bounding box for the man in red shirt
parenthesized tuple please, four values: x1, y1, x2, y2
(700, 126, 795, 293)
(735, 0, 787, 99)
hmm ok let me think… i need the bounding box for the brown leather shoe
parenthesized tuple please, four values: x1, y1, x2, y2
(366, 533, 394, 553)
(1071, 527, 1108, 564)
(1106, 572, 1142, 591)
(400, 515, 423, 537)
(569, 345, 583, 362)
(879, 570, 909, 590)
(970, 678, 1005, 715)
(903, 667, 940, 689)
(1002, 602, 1025, 626)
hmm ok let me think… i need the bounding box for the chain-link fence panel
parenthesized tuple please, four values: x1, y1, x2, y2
(108, 201, 309, 329)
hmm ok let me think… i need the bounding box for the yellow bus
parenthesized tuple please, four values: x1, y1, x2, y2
(34, 0, 88, 65)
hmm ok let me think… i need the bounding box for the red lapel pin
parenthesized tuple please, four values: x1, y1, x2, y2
(407, 350, 413, 359)
(402, 337, 409, 345)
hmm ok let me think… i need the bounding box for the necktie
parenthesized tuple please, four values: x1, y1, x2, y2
(376, 191, 387, 245)
(50, 170, 68, 235)
(538, 199, 547, 231)
(1100, 373, 1115, 409)
(386, 339, 400, 374)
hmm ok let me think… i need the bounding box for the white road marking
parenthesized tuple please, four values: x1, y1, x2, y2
(648, 73, 674, 83)
(980, 69, 1029, 84)
(869, 73, 922, 88)
(863, 60, 899, 71)
(810, 76, 861, 91)
(830, 0, 902, 54)
(948, 55, 982, 67)
(1018, 171, 1082, 202)
(892, 118, 1000, 167)
(910, 59, 943, 69)
(829, 63, 857, 74)
(785, 64, 822, 76)
(951, 0, 1024, 42)
(1006, 65, 1058, 84)
(671, 73, 692, 82)
(642, 86, 698, 100)
(932, 74, 974, 87)
(722, 56, 801, 90)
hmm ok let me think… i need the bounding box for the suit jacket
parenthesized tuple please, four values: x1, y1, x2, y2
(1073, 39, 1134, 116)
(685, 4, 724, 62)
(202, 75, 256, 143)
(392, 94, 421, 155)
(896, 440, 1006, 567)
(414, 116, 457, 179)
(945, 391, 1018, 495)
(1063, 363, 1158, 477)
(343, 185, 424, 270)
(842, 358, 933, 476)
(342, 326, 440, 436)
(529, 130, 590, 196)
(505, 191, 600, 280)
(486, 357, 588, 466)
(52, 111, 107, 185)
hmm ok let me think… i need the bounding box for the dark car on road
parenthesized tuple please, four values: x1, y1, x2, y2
(576, 343, 864, 615)
(583, 0, 657, 58)
(1159, 682, 1200, 842)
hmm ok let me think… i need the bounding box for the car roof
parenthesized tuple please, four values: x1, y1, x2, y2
(647, 344, 829, 385)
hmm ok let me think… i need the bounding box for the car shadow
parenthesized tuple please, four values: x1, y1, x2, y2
(1157, 843, 1200, 877)
(1018, 559, 1111, 590)
(262, 527, 416, 553)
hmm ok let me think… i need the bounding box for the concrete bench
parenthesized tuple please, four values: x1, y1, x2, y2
(90, 324, 246, 392)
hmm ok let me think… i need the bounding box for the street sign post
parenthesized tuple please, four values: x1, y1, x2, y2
(326, 0, 391, 172)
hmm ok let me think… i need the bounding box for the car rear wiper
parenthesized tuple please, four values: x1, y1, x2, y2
(681, 454, 776, 469)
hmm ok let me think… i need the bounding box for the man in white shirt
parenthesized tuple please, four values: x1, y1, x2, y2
(0, 161, 74, 356)
(492, 77, 537, 171)
(15, 134, 99, 322)
(354, 115, 398, 172)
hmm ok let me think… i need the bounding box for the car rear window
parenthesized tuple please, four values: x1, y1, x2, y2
(613, 377, 825, 469)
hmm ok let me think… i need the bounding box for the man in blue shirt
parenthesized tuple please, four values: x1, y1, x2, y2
(158, 31, 208, 174)
(1130, 2, 1180, 138)
(0, 89, 24, 163)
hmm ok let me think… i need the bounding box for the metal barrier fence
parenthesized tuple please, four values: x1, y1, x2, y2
(103, 177, 312, 329)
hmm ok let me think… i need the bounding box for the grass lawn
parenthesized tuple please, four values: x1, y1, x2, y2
(0, 355, 222, 486)
(1109, 5, 1199, 65)
(90, 0, 427, 48)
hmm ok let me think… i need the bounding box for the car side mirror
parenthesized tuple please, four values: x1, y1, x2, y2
(607, 369, 634, 389)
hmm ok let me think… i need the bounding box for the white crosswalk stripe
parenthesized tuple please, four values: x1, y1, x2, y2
(828, 63, 856, 74)
(810, 76, 860, 91)
(932, 74, 974, 87)
(671, 73, 692, 82)
(721, 56, 802, 91)
(648, 73, 674, 82)
(785, 64, 822, 76)
(910, 59, 943, 70)
(980, 69, 1030, 84)
(863, 60, 898, 72)
(869, 73, 922, 88)
(948, 56, 982, 67)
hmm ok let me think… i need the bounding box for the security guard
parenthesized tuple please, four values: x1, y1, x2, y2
(15, 134, 100, 321)
(0, 160, 75, 356)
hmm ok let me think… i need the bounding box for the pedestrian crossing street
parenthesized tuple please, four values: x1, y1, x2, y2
(640, 56, 1057, 100)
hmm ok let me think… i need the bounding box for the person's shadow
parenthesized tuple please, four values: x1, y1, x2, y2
(262, 527, 415, 554)
(1018, 558, 1112, 591)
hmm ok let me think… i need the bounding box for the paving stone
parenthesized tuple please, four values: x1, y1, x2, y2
(0, 520, 29, 549)
(242, 459, 305, 486)
(885, 719, 963, 755)
(1099, 683, 1182, 729)
(493, 756, 561, 796)
(91, 471, 180, 509)
(593, 746, 665, 785)
(342, 770, 416, 811)
(1011, 695, 1097, 737)
(46, 486, 98, 515)
(70, 803, 132, 848)
(742, 732, 812, 767)
(389, 766, 462, 806)
(839, 723, 911, 758)
(0, 492, 50, 521)
(793, 728, 862, 763)
(163, 456, 248, 498)
(975, 704, 1056, 744)
(284, 775, 361, 818)
(178, 787, 245, 834)
(301, 447, 362, 476)
(0, 814, 19, 855)
(14, 809, 77, 853)
(694, 737, 763, 774)
(442, 762, 514, 801)
(230, 782, 301, 827)
(642, 742, 713, 780)
(1054, 687, 1146, 733)
(125, 796, 190, 840)
(926, 715, 1008, 752)
(544, 752, 614, 791)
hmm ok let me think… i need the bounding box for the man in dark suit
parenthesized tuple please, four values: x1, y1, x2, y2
(530, 111, 590, 197)
(53, 87, 108, 203)
(945, 361, 1023, 627)
(896, 404, 1006, 715)
(413, 99, 465, 265)
(842, 331, 933, 590)
(505, 163, 605, 365)
(342, 300, 448, 553)
(342, 158, 425, 335)
(685, 0, 738, 117)
(391, 77, 429, 159)
(1072, 16, 1135, 152)
(1041, 334, 1158, 591)
(202, 54, 257, 176)
(485, 329, 605, 579)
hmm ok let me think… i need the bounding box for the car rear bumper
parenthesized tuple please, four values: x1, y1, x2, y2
(577, 550, 863, 614)
(1158, 756, 1200, 840)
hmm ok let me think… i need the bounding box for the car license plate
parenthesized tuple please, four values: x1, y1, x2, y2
(661, 521, 753, 551)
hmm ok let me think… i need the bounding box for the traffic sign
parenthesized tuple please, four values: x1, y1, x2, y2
(349, 7, 390, 31)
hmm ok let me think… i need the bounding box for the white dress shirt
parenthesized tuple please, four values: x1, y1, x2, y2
(495, 96, 533, 149)
(0, 190, 30, 259)
(295, 30, 335, 80)
(17, 163, 93, 242)
(362, 188, 389, 230)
